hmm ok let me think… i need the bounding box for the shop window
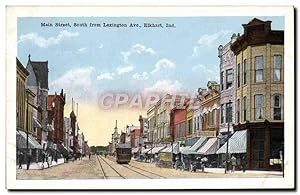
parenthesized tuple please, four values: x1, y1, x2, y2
(255, 56, 264, 82)
(274, 55, 282, 81)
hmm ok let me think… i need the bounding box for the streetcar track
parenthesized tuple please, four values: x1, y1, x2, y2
(97, 155, 126, 179)
(120, 164, 153, 179)
(104, 156, 158, 179)
(96, 155, 107, 179)
(126, 164, 167, 178)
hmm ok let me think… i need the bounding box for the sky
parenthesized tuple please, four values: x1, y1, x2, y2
(17, 16, 284, 146)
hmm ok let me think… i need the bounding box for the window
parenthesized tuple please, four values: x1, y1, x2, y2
(226, 102, 232, 123)
(255, 56, 264, 82)
(226, 69, 233, 89)
(221, 104, 225, 124)
(221, 71, 224, 90)
(237, 63, 240, 88)
(255, 95, 264, 120)
(236, 99, 240, 123)
(274, 95, 281, 120)
(197, 116, 200, 130)
(243, 59, 247, 84)
(243, 96, 247, 121)
(211, 110, 215, 127)
(274, 55, 282, 81)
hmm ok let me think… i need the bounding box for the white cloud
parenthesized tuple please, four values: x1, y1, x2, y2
(98, 44, 104, 49)
(116, 65, 134, 75)
(121, 43, 156, 62)
(151, 58, 176, 74)
(192, 64, 206, 71)
(131, 43, 155, 55)
(192, 30, 231, 57)
(132, 72, 149, 80)
(18, 30, 79, 48)
(50, 66, 96, 101)
(144, 80, 183, 94)
(96, 72, 115, 80)
(197, 30, 231, 47)
(78, 47, 87, 53)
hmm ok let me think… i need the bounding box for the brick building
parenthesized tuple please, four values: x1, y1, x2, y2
(48, 90, 66, 147)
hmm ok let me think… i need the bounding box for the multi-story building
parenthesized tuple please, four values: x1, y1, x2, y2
(230, 18, 284, 170)
(26, 55, 49, 147)
(16, 58, 29, 133)
(17, 58, 42, 160)
(125, 125, 140, 147)
(171, 104, 187, 144)
(218, 34, 237, 135)
(48, 90, 66, 147)
(200, 81, 220, 138)
(147, 105, 156, 144)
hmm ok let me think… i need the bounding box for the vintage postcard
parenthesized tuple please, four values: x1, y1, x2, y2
(6, 5, 295, 190)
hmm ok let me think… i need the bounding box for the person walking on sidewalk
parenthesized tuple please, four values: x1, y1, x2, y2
(18, 152, 24, 169)
(231, 155, 237, 173)
(46, 153, 50, 168)
(89, 153, 91, 160)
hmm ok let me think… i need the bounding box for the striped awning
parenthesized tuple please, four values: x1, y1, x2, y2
(183, 137, 207, 154)
(216, 130, 247, 154)
(132, 147, 139, 153)
(141, 147, 152, 154)
(160, 143, 180, 154)
(148, 146, 166, 154)
(180, 146, 191, 153)
(16, 130, 43, 149)
(33, 118, 42, 128)
(197, 137, 218, 155)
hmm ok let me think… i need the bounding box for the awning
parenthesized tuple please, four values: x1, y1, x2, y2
(141, 147, 152, 154)
(147, 146, 166, 154)
(197, 137, 218, 155)
(59, 144, 69, 156)
(160, 143, 180, 154)
(67, 146, 73, 153)
(216, 130, 247, 154)
(183, 137, 207, 154)
(16, 130, 43, 149)
(132, 147, 139, 153)
(33, 118, 42, 128)
(180, 146, 191, 153)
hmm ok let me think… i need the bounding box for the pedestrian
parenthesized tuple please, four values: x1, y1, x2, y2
(45, 153, 50, 168)
(18, 152, 24, 169)
(241, 155, 246, 173)
(89, 153, 91, 160)
(231, 155, 237, 173)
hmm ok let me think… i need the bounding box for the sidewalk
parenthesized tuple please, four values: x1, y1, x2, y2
(16, 158, 65, 170)
(204, 167, 283, 176)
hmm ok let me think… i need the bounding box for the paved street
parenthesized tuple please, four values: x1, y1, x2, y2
(16, 155, 283, 180)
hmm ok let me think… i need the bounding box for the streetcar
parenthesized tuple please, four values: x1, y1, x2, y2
(115, 143, 131, 164)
